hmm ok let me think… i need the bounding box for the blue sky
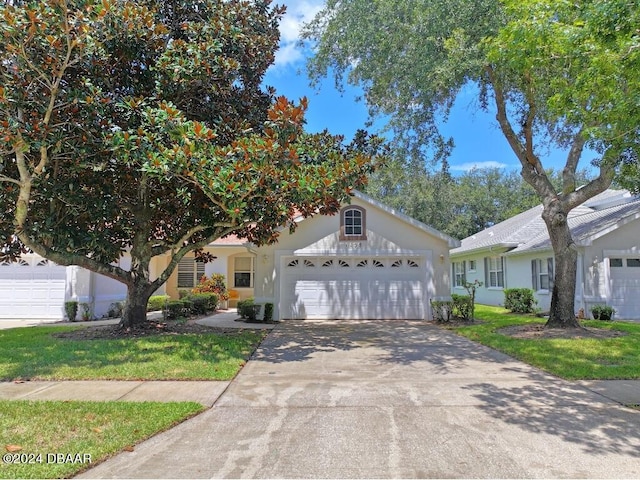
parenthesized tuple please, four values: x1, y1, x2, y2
(262, 1, 592, 175)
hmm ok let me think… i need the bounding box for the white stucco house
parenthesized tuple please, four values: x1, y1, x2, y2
(0, 192, 459, 323)
(450, 189, 640, 320)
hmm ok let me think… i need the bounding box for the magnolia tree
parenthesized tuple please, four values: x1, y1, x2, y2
(303, 0, 640, 328)
(0, 0, 382, 327)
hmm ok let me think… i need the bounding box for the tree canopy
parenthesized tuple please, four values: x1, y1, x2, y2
(0, 0, 382, 326)
(303, 0, 640, 327)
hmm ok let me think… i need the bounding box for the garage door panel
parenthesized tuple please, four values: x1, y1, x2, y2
(0, 257, 67, 319)
(281, 257, 427, 320)
(609, 259, 640, 320)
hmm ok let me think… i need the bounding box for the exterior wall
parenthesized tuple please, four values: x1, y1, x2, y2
(253, 196, 453, 320)
(450, 253, 506, 307)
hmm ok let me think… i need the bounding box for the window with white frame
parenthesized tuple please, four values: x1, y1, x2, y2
(339, 206, 367, 240)
(453, 261, 466, 287)
(468, 260, 476, 272)
(233, 256, 254, 288)
(485, 256, 504, 288)
(531, 258, 554, 291)
(177, 257, 205, 288)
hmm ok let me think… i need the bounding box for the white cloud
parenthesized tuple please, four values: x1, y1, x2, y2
(450, 161, 509, 172)
(272, 1, 324, 68)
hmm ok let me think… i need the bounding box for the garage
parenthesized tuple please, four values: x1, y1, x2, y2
(609, 256, 640, 319)
(280, 256, 427, 319)
(0, 256, 67, 319)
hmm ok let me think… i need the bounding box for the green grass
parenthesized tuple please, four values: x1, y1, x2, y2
(0, 326, 267, 381)
(0, 400, 203, 479)
(449, 305, 640, 380)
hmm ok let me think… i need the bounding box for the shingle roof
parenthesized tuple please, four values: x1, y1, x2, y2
(451, 189, 640, 256)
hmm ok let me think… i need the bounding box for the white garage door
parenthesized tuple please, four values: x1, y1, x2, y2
(280, 256, 427, 319)
(0, 256, 67, 319)
(609, 257, 640, 320)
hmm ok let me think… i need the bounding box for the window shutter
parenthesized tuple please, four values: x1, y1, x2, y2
(484, 257, 489, 286)
(452, 262, 455, 286)
(531, 260, 538, 290)
(501, 257, 506, 288)
(462, 261, 466, 284)
(547, 257, 554, 290)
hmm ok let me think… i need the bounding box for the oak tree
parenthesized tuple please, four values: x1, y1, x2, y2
(303, 0, 640, 327)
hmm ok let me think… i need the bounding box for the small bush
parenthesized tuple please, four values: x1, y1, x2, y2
(430, 300, 453, 323)
(107, 301, 124, 318)
(504, 288, 536, 314)
(591, 304, 616, 321)
(452, 294, 473, 321)
(147, 295, 170, 312)
(177, 289, 191, 299)
(187, 293, 212, 315)
(80, 302, 93, 321)
(237, 298, 255, 319)
(165, 300, 191, 320)
(64, 301, 78, 322)
(263, 303, 274, 322)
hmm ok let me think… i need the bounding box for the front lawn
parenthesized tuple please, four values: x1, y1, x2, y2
(0, 400, 203, 479)
(448, 305, 640, 380)
(0, 325, 267, 381)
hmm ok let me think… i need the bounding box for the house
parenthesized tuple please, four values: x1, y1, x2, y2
(450, 189, 640, 320)
(0, 191, 459, 323)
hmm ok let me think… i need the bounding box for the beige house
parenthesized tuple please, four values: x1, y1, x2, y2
(450, 189, 640, 320)
(0, 192, 458, 322)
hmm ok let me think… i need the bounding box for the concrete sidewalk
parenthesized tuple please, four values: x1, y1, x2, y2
(0, 380, 229, 407)
(78, 320, 640, 479)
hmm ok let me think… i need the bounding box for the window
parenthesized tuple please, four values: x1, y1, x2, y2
(234, 256, 254, 288)
(484, 256, 504, 288)
(468, 260, 476, 272)
(339, 206, 367, 241)
(453, 261, 466, 287)
(610, 258, 623, 267)
(177, 257, 205, 288)
(531, 258, 554, 291)
(627, 258, 640, 267)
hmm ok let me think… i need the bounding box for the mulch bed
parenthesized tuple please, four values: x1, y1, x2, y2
(53, 320, 242, 341)
(497, 323, 626, 339)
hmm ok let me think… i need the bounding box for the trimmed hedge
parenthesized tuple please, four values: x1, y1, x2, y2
(504, 288, 536, 313)
(147, 295, 170, 312)
(451, 294, 473, 321)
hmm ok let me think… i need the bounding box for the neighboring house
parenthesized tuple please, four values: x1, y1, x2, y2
(0, 191, 458, 323)
(450, 189, 640, 320)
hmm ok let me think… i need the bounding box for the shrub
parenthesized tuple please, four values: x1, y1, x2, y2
(147, 295, 170, 312)
(430, 300, 453, 323)
(591, 304, 616, 321)
(187, 293, 212, 315)
(504, 288, 536, 314)
(80, 302, 93, 321)
(237, 298, 254, 318)
(165, 300, 191, 320)
(64, 301, 78, 322)
(177, 289, 191, 299)
(107, 301, 124, 318)
(263, 303, 274, 322)
(451, 294, 473, 321)
(238, 298, 260, 321)
(192, 274, 229, 301)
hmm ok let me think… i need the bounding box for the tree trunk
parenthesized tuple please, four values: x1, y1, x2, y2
(119, 280, 156, 328)
(543, 203, 582, 328)
(118, 240, 156, 329)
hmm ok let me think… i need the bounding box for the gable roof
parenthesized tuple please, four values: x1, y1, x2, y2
(352, 191, 461, 248)
(451, 189, 640, 257)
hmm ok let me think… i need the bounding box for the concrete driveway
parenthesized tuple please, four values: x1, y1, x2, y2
(79, 320, 640, 479)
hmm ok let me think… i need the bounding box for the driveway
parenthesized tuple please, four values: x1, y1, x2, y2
(80, 320, 640, 479)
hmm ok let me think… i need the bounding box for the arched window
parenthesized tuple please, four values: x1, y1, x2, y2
(339, 206, 367, 241)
